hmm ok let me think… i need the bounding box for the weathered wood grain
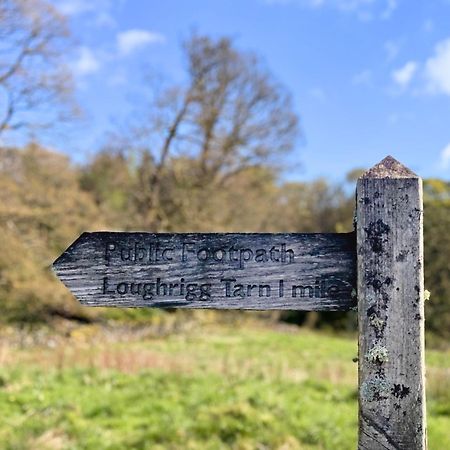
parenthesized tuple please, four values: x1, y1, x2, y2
(53, 232, 356, 310)
(356, 156, 427, 449)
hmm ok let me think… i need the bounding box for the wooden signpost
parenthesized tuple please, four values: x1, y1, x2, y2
(53, 232, 356, 310)
(53, 156, 427, 450)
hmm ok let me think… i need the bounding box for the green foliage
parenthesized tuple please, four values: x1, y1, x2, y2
(1, 145, 449, 342)
(423, 179, 450, 341)
(0, 326, 448, 449)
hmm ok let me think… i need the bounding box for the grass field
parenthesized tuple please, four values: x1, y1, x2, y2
(0, 320, 449, 449)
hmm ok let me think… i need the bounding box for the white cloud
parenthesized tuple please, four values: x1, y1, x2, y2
(440, 143, 450, 169)
(392, 61, 418, 88)
(72, 47, 101, 76)
(425, 38, 450, 96)
(117, 29, 165, 56)
(387, 37, 450, 97)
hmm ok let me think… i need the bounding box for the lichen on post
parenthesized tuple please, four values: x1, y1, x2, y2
(356, 156, 427, 449)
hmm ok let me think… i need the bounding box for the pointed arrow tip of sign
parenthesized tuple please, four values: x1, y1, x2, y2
(52, 232, 91, 272)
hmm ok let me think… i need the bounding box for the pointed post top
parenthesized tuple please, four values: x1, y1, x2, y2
(361, 155, 419, 179)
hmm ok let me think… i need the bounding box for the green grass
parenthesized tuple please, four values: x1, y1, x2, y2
(0, 324, 448, 449)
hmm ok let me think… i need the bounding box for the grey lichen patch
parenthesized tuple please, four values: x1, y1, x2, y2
(369, 314, 385, 334)
(366, 344, 389, 364)
(361, 375, 390, 402)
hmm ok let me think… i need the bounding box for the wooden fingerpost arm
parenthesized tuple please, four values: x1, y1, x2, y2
(356, 156, 427, 449)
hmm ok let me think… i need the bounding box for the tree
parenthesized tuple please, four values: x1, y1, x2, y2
(423, 179, 450, 342)
(0, 0, 74, 140)
(108, 34, 299, 230)
(272, 179, 354, 233)
(0, 144, 102, 321)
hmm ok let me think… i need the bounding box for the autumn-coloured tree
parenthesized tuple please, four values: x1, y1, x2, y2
(0, 144, 101, 321)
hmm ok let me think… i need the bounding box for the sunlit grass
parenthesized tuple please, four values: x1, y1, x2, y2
(0, 323, 448, 449)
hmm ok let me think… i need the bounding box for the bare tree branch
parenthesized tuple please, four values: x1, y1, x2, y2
(104, 34, 300, 231)
(0, 0, 75, 141)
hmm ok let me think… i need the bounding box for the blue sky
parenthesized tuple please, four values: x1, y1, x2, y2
(49, 0, 450, 181)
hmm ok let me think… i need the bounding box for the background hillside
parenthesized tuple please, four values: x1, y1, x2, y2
(1, 142, 449, 343)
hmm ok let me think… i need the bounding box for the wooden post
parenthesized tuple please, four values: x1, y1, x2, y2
(356, 156, 427, 449)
